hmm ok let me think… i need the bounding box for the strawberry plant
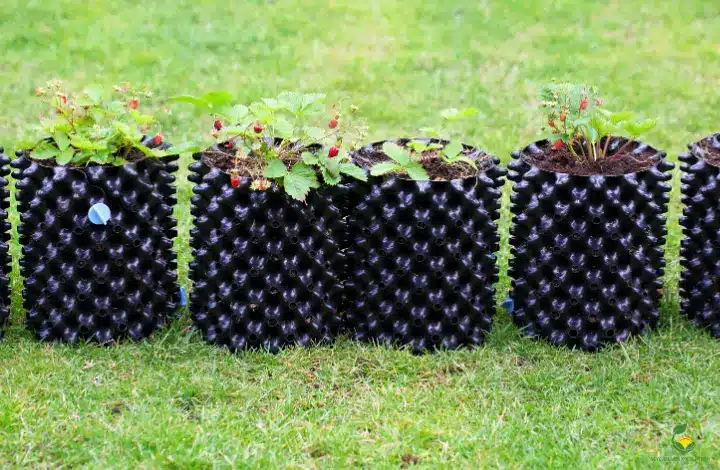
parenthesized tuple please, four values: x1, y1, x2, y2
(20, 81, 171, 166)
(539, 82, 656, 161)
(368, 107, 483, 179)
(172, 91, 367, 201)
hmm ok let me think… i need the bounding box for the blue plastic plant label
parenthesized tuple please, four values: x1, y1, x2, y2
(88, 203, 111, 225)
(179, 286, 187, 307)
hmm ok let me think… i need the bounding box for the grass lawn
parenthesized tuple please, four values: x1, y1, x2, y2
(1, 0, 719, 467)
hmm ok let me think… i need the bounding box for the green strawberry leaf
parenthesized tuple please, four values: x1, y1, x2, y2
(201, 91, 234, 108)
(32, 142, 59, 159)
(338, 162, 368, 181)
(442, 141, 463, 159)
(264, 159, 289, 178)
(405, 162, 430, 180)
(169, 95, 211, 110)
(673, 424, 687, 435)
(55, 148, 75, 165)
(370, 162, 401, 176)
(284, 162, 319, 200)
(301, 151, 320, 165)
(53, 131, 70, 151)
(320, 166, 342, 185)
(382, 142, 410, 165)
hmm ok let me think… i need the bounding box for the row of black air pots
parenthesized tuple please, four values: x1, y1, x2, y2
(2, 134, 720, 351)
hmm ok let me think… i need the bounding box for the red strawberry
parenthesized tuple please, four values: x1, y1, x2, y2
(61, 95, 67, 104)
(559, 111, 567, 122)
(153, 133, 163, 145)
(328, 146, 339, 158)
(329, 118, 338, 129)
(226, 139, 235, 149)
(128, 98, 139, 109)
(552, 139, 563, 151)
(230, 174, 241, 188)
(214, 120, 223, 131)
(253, 122, 264, 134)
(579, 97, 589, 111)
(548, 119, 556, 128)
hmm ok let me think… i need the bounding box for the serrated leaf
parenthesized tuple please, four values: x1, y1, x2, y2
(70, 136, 107, 151)
(338, 162, 367, 181)
(201, 91, 234, 108)
(169, 95, 211, 110)
(264, 159, 288, 178)
(305, 126, 326, 143)
(442, 141, 463, 159)
(320, 166, 342, 185)
(273, 117, 294, 138)
(56, 148, 75, 165)
(407, 140, 429, 153)
(301, 151, 320, 165)
(621, 119, 656, 136)
(370, 162, 401, 176)
(32, 142, 59, 159)
(405, 162, 430, 180)
(382, 142, 410, 165)
(53, 131, 70, 151)
(284, 162, 319, 200)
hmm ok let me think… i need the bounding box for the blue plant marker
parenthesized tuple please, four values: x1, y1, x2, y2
(502, 297, 515, 314)
(179, 287, 187, 307)
(88, 203, 111, 225)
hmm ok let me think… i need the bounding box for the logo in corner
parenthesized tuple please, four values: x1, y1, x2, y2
(671, 423, 696, 454)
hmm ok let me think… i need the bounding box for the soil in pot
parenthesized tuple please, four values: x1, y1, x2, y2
(0, 148, 10, 339)
(188, 145, 345, 352)
(12, 144, 180, 343)
(679, 133, 720, 339)
(344, 138, 506, 353)
(508, 137, 673, 351)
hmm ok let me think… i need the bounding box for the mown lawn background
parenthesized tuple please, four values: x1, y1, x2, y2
(0, 0, 719, 468)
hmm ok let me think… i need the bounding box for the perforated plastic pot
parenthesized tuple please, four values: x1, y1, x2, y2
(345, 138, 506, 353)
(12, 141, 180, 343)
(508, 139, 673, 351)
(188, 149, 345, 352)
(0, 148, 11, 339)
(680, 133, 720, 339)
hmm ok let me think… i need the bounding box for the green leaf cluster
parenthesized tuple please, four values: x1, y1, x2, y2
(172, 91, 368, 201)
(23, 81, 169, 166)
(539, 82, 656, 161)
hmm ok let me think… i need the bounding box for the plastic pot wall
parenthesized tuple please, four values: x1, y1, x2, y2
(679, 134, 720, 338)
(188, 153, 345, 352)
(12, 153, 180, 343)
(508, 141, 673, 351)
(0, 148, 11, 338)
(345, 142, 506, 353)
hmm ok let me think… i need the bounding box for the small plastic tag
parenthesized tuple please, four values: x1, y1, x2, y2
(88, 203, 111, 225)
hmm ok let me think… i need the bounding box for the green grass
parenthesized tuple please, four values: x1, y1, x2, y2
(0, 0, 719, 467)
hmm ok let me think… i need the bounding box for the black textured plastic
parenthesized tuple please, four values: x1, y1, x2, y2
(508, 140, 673, 351)
(0, 148, 11, 339)
(188, 151, 345, 352)
(12, 149, 180, 343)
(345, 140, 506, 353)
(679, 133, 720, 339)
